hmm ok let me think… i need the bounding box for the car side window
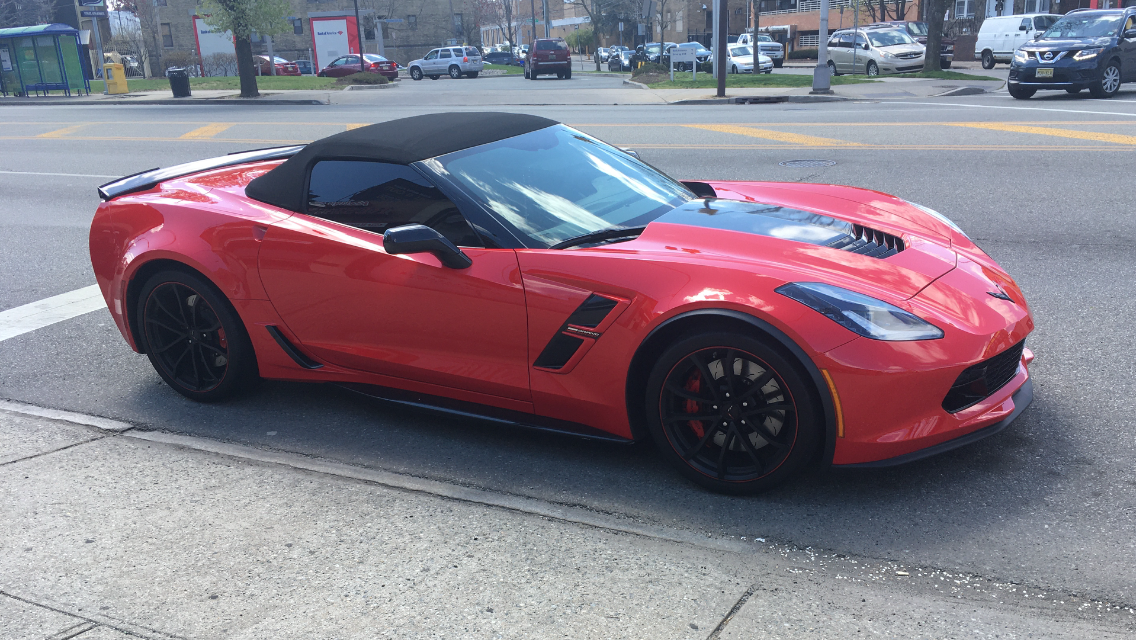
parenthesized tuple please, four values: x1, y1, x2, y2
(440, 50, 452, 59)
(854, 34, 868, 48)
(425, 50, 438, 60)
(1021, 18, 1032, 31)
(306, 161, 481, 247)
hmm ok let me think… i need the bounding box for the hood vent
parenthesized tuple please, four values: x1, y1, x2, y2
(656, 199, 906, 260)
(825, 224, 905, 258)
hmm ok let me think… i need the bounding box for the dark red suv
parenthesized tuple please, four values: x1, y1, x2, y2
(525, 38, 572, 79)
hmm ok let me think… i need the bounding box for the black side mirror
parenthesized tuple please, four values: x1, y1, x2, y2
(1125, 28, 1136, 39)
(1019, 24, 1028, 31)
(383, 224, 472, 269)
(863, 42, 870, 50)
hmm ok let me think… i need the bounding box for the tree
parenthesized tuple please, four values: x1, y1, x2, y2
(564, 0, 629, 70)
(0, 0, 54, 28)
(199, 0, 290, 97)
(480, 0, 519, 54)
(922, 0, 945, 71)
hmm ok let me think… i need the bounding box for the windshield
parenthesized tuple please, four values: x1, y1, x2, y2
(1043, 13, 1123, 38)
(867, 30, 916, 47)
(731, 46, 752, 56)
(908, 22, 929, 36)
(424, 125, 693, 248)
(646, 43, 662, 54)
(758, 35, 773, 41)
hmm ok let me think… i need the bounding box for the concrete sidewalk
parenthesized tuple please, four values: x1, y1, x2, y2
(2, 405, 1133, 639)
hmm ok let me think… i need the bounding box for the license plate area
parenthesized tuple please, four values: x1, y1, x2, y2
(1036, 68, 1054, 79)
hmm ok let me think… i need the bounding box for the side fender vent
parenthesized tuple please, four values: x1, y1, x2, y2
(533, 294, 623, 371)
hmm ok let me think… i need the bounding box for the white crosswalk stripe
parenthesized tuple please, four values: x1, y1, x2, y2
(0, 285, 109, 342)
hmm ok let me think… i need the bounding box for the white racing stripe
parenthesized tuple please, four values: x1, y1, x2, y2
(0, 285, 109, 342)
(0, 170, 120, 178)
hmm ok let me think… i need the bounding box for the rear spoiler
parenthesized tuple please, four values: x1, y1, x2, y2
(97, 145, 305, 201)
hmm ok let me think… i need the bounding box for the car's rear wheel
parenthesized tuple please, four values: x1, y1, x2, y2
(644, 332, 820, 494)
(565, 67, 571, 79)
(410, 67, 423, 81)
(466, 71, 479, 78)
(137, 270, 257, 402)
(1090, 61, 1121, 98)
(1008, 84, 1036, 99)
(941, 59, 952, 69)
(429, 75, 439, 80)
(556, 71, 564, 79)
(448, 65, 462, 79)
(981, 50, 995, 69)
(866, 61, 879, 76)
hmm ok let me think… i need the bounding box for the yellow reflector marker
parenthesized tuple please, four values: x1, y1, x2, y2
(821, 369, 844, 438)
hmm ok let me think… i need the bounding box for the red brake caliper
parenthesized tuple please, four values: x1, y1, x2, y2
(684, 371, 705, 438)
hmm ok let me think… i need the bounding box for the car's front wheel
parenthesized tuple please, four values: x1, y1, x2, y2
(827, 60, 838, 76)
(941, 59, 952, 69)
(644, 331, 820, 494)
(1008, 84, 1036, 99)
(137, 270, 257, 402)
(1090, 61, 1121, 98)
(773, 60, 783, 68)
(410, 67, 423, 81)
(866, 61, 879, 76)
(1066, 87, 1082, 94)
(449, 65, 462, 79)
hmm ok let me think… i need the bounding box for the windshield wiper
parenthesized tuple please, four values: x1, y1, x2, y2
(550, 226, 647, 250)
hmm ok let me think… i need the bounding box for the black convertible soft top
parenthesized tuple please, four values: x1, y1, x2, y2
(245, 112, 557, 212)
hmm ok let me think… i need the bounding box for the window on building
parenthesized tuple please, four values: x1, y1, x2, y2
(293, 18, 304, 35)
(408, 15, 417, 30)
(160, 23, 173, 48)
(676, 10, 683, 31)
(798, 34, 819, 47)
(306, 161, 479, 247)
(954, 0, 975, 18)
(705, 10, 712, 31)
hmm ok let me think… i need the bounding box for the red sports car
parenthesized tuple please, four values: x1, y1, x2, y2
(90, 113, 1034, 493)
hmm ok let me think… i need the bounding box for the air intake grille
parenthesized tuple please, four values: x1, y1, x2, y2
(825, 224, 906, 258)
(942, 340, 1025, 413)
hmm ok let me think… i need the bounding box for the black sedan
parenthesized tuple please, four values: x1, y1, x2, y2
(484, 51, 523, 66)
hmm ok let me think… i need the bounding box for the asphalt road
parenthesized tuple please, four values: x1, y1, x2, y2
(2, 80, 1135, 628)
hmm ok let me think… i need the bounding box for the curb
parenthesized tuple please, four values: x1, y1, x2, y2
(623, 79, 650, 89)
(342, 82, 400, 90)
(670, 94, 851, 105)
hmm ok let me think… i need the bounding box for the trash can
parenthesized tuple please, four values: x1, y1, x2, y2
(167, 68, 191, 98)
(103, 63, 128, 94)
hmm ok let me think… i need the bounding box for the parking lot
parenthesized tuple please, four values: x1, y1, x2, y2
(2, 76, 1135, 638)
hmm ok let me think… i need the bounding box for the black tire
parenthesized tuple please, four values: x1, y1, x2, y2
(644, 332, 821, 494)
(410, 67, 423, 81)
(429, 75, 439, 80)
(565, 67, 571, 79)
(1089, 61, 1121, 98)
(773, 59, 783, 68)
(941, 59, 952, 69)
(866, 61, 879, 76)
(448, 65, 462, 79)
(1066, 87, 1082, 94)
(137, 269, 257, 402)
(981, 50, 995, 69)
(827, 60, 838, 76)
(556, 71, 564, 79)
(731, 64, 738, 74)
(466, 71, 479, 78)
(1008, 84, 1036, 99)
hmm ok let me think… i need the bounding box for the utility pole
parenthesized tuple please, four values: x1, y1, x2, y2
(530, 0, 538, 44)
(714, 0, 726, 97)
(811, 0, 832, 94)
(352, 0, 366, 69)
(543, 0, 550, 37)
(266, 35, 276, 75)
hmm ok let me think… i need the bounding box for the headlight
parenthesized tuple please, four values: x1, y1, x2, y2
(882, 51, 897, 59)
(1073, 47, 1102, 61)
(907, 201, 969, 239)
(1014, 49, 1031, 63)
(776, 283, 944, 341)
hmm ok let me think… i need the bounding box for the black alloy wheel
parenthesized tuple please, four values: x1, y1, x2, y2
(410, 67, 423, 81)
(138, 270, 257, 401)
(645, 332, 820, 493)
(981, 50, 995, 69)
(1090, 61, 1121, 98)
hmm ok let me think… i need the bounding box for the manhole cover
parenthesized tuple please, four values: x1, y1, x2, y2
(779, 160, 837, 168)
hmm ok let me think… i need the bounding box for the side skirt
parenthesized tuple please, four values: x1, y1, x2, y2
(337, 382, 633, 444)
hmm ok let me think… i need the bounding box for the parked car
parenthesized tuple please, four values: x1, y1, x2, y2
(254, 56, 301, 76)
(92, 112, 1035, 493)
(608, 48, 635, 71)
(1009, 8, 1136, 99)
(642, 42, 665, 64)
(827, 28, 925, 76)
(974, 13, 1061, 68)
(318, 54, 398, 80)
(737, 33, 785, 67)
(407, 47, 483, 80)
(662, 42, 713, 71)
(525, 38, 571, 79)
(294, 59, 315, 75)
(867, 20, 954, 68)
(484, 50, 521, 66)
(594, 47, 611, 64)
(726, 44, 772, 74)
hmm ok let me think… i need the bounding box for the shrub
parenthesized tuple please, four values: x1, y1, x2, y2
(789, 48, 818, 59)
(632, 62, 668, 77)
(202, 52, 237, 77)
(698, 61, 713, 73)
(337, 72, 390, 85)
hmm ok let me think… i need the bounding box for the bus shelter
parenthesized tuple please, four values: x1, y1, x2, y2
(0, 24, 90, 97)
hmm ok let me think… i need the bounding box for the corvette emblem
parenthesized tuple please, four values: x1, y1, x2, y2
(987, 289, 1013, 302)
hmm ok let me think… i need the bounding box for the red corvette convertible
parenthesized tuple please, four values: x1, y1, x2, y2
(90, 113, 1034, 493)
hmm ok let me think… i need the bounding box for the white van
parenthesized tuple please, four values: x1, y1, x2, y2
(974, 13, 1061, 68)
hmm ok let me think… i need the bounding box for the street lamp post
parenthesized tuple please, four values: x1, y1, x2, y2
(353, 0, 366, 71)
(811, 0, 832, 94)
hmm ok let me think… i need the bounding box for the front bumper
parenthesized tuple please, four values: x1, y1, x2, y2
(879, 58, 925, 73)
(1009, 58, 1101, 88)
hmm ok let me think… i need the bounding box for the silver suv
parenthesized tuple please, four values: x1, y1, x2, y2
(408, 46, 484, 80)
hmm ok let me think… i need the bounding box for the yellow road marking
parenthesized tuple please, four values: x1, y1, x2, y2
(684, 124, 862, 146)
(179, 123, 235, 139)
(346, 123, 370, 130)
(948, 122, 1136, 146)
(36, 125, 87, 138)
